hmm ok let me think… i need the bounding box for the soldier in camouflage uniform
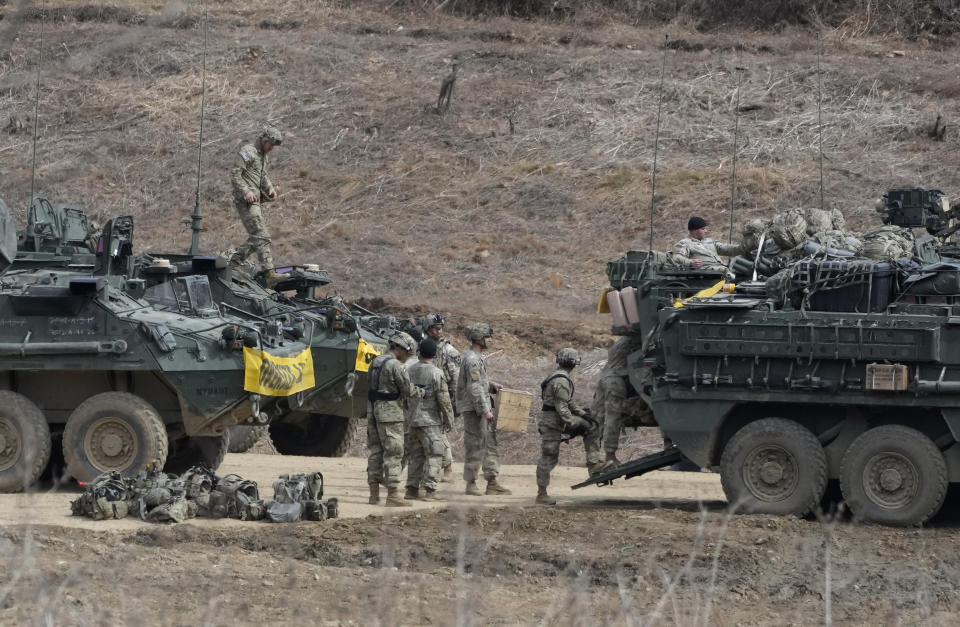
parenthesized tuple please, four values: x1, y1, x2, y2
(591, 336, 641, 467)
(422, 313, 459, 480)
(457, 323, 511, 496)
(672, 216, 742, 272)
(404, 338, 455, 501)
(367, 331, 423, 507)
(536, 348, 603, 505)
(230, 124, 283, 283)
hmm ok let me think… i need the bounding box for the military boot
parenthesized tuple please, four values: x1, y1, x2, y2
(535, 487, 556, 506)
(404, 486, 422, 501)
(464, 481, 483, 496)
(423, 488, 446, 501)
(605, 452, 621, 467)
(485, 479, 512, 495)
(368, 483, 380, 505)
(385, 487, 412, 507)
(441, 465, 454, 482)
(588, 461, 610, 477)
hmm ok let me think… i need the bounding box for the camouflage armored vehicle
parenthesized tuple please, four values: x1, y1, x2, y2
(13, 197, 392, 458)
(0, 196, 315, 491)
(581, 188, 960, 526)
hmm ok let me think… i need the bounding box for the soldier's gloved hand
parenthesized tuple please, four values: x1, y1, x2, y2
(565, 417, 591, 438)
(266, 188, 278, 201)
(244, 191, 257, 203)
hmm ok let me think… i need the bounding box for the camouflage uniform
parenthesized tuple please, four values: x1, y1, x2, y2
(230, 140, 277, 270)
(434, 337, 460, 470)
(591, 337, 635, 457)
(366, 353, 421, 490)
(672, 237, 740, 272)
(457, 348, 500, 484)
(538, 370, 602, 489)
(405, 359, 454, 492)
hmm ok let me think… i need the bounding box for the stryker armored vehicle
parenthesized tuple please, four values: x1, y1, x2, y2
(13, 197, 392, 458)
(0, 196, 315, 491)
(578, 188, 960, 526)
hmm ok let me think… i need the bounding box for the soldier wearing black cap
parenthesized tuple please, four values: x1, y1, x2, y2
(672, 216, 742, 271)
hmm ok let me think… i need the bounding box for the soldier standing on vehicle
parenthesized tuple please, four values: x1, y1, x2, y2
(458, 323, 511, 496)
(672, 216, 742, 272)
(404, 338, 454, 501)
(367, 331, 422, 507)
(536, 348, 603, 505)
(230, 124, 283, 285)
(422, 313, 459, 480)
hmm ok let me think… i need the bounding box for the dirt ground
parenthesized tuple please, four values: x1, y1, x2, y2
(2, 453, 960, 626)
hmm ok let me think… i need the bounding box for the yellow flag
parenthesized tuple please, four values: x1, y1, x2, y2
(597, 288, 612, 314)
(674, 280, 727, 309)
(243, 346, 315, 396)
(355, 337, 387, 373)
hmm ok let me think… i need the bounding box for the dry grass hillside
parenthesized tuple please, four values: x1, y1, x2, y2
(3, 0, 960, 344)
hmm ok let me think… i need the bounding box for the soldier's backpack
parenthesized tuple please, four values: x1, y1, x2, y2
(861, 225, 914, 261)
(770, 208, 808, 250)
(265, 472, 336, 522)
(215, 474, 263, 520)
(803, 207, 834, 236)
(70, 471, 133, 520)
(180, 464, 217, 515)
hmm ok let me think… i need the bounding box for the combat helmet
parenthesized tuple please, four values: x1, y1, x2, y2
(556, 347, 580, 368)
(388, 331, 417, 354)
(422, 312, 444, 332)
(465, 323, 493, 342)
(260, 124, 283, 145)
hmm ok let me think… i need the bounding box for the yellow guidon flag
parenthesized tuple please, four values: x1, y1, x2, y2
(673, 280, 728, 309)
(243, 346, 315, 396)
(355, 337, 387, 373)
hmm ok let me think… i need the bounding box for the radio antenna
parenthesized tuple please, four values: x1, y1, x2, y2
(816, 31, 825, 211)
(727, 44, 744, 244)
(188, 0, 210, 256)
(648, 34, 669, 252)
(27, 0, 47, 211)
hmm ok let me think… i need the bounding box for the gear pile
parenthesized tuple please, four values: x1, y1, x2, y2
(70, 466, 338, 524)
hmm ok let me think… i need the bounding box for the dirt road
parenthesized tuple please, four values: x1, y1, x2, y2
(3, 454, 960, 625)
(0, 453, 724, 529)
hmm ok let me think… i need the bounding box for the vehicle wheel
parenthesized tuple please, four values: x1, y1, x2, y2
(839, 425, 947, 526)
(228, 425, 268, 453)
(165, 434, 229, 474)
(720, 418, 827, 516)
(63, 392, 167, 483)
(270, 413, 361, 457)
(0, 391, 52, 492)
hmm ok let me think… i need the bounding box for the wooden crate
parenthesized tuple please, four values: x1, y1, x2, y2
(865, 363, 909, 391)
(495, 388, 533, 433)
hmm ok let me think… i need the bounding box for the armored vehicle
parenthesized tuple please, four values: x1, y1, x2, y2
(13, 197, 392, 458)
(0, 197, 314, 491)
(580, 189, 960, 526)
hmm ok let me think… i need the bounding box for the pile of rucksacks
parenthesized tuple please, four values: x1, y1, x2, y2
(70, 466, 338, 524)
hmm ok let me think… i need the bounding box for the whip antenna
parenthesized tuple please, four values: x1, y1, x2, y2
(728, 44, 744, 244)
(648, 35, 669, 252)
(28, 0, 47, 211)
(816, 31, 825, 211)
(189, 0, 210, 256)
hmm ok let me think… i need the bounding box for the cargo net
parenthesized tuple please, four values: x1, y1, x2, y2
(770, 260, 891, 313)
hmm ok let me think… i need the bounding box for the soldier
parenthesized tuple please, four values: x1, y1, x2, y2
(422, 313, 459, 480)
(230, 124, 284, 284)
(457, 323, 510, 496)
(367, 331, 423, 507)
(404, 338, 454, 501)
(536, 348, 603, 505)
(672, 216, 741, 272)
(591, 336, 641, 468)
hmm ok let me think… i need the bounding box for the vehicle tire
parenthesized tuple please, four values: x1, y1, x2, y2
(270, 413, 361, 457)
(720, 418, 827, 517)
(165, 434, 229, 474)
(228, 425, 268, 453)
(0, 391, 52, 492)
(839, 425, 947, 526)
(63, 392, 168, 483)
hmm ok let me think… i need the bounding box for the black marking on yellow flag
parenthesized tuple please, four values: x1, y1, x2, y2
(259, 355, 305, 390)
